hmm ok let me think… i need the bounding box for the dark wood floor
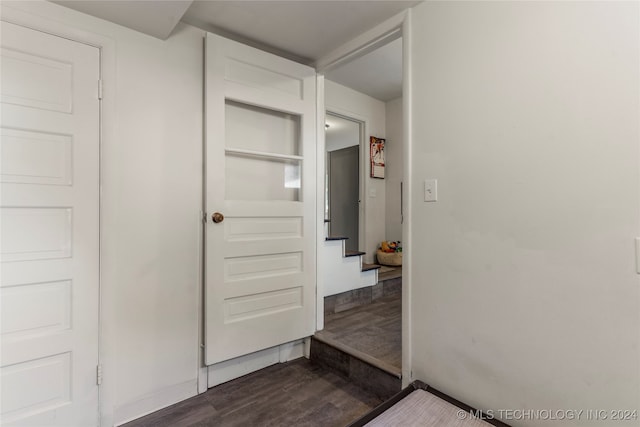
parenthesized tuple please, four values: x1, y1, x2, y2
(316, 293, 401, 370)
(123, 358, 383, 427)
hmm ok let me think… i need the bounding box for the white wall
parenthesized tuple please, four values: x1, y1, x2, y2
(106, 22, 202, 425)
(2, 2, 204, 425)
(409, 2, 640, 425)
(325, 79, 386, 263)
(385, 97, 403, 242)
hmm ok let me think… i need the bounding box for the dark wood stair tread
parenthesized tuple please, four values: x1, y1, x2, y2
(345, 250, 366, 257)
(362, 263, 382, 272)
(326, 236, 348, 241)
(312, 334, 402, 379)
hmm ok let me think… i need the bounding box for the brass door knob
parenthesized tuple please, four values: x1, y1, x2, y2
(212, 212, 224, 223)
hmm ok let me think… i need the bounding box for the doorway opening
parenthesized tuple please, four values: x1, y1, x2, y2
(325, 113, 362, 253)
(312, 35, 404, 391)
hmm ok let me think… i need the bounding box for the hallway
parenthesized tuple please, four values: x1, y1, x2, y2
(316, 292, 401, 373)
(124, 289, 403, 427)
(123, 359, 383, 427)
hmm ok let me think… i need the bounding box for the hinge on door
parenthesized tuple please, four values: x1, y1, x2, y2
(98, 79, 103, 100)
(96, 364, 103, 385)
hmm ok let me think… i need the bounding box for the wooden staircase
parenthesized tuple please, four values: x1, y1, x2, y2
(322, 236, 381, 297)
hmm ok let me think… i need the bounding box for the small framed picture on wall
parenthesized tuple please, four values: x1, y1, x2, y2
(370, 136, 385, 179)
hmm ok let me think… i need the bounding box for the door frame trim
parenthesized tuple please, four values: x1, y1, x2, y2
(315, 11, 405, 74)
(0, 3, 116, 425)
(325, 110, 366, 254)
(315, 8, 413, 387)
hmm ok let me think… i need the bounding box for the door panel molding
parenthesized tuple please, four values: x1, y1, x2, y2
(0, 20, 100, 426)
(204, 33, 316, 366)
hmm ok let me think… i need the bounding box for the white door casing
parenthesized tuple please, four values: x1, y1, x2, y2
(0, 21, 100, 426)
(204, 33, 316, 365)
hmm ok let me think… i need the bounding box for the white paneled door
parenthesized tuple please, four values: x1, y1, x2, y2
(0, 22, 100, 426)
(204, 33, 316, 365)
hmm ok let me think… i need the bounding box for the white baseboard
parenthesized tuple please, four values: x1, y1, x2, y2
(207, 339, 306, 388)
(113, 379, 197, 426)
(111, 340, 306, 425)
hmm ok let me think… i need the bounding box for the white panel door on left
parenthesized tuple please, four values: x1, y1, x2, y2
(0, 21, 100, 426)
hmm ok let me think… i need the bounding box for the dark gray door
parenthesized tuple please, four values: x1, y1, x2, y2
(329, 145, 359, 252)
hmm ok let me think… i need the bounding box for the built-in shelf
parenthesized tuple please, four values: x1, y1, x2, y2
(225, 147, 303, 161)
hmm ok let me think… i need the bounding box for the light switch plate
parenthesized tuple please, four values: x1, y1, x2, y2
(424, 179, 437, 202)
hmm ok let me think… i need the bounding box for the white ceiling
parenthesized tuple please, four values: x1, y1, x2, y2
(52, 1, 194, 40)
(182, 1, 418, 64)
(325, 37, 402, 102)
(325, 114, 360, 152)
(52, 0, 413, 101)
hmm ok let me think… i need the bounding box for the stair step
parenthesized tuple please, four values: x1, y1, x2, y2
(379, 266, 402, 282)
(310, 336, 402, 400)
(345, 250, 366, 257)
(326, 236, 348, 241)
(362, 263, 382, 272)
